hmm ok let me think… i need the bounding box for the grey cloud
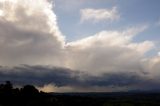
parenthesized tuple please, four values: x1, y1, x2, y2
(0, 65, 158, 92)
(0, 20, 63, 65)
(0, 65, 81, 86)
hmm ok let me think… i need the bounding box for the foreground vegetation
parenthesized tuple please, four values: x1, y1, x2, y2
(0, 81, 160, 106)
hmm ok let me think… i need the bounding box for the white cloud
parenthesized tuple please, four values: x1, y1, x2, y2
(80, 7, 120, 23)
(158, 52, 160, 56)
(66, 27, 154, 75)
(0, 0, 65, 66)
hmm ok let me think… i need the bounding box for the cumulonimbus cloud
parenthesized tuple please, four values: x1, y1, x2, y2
(0, 0, 65, 66)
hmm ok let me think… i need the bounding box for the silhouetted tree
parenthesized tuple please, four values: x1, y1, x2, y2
(0, 81, 13, 95)
(21, 85, 39, 96)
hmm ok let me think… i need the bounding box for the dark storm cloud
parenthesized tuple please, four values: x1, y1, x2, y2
(0, 65, 81, 86)
(0, 65, 155, 90)
(84, 72, 144, 87)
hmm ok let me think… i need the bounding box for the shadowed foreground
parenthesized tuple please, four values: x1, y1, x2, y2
(0, 81, 160, 106)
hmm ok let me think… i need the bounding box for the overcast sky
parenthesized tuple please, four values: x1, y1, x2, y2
(0, 0, 160, 92)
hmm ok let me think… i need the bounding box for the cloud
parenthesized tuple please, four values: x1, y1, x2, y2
(0, 0, 153, 76)
(80, 7, 120, 23)
(158, 52, 160, 56)
(0, 0, 65, 66)
(146, 56, 160, 76)
(66, 26, 154, 75)
(0, 65, 81, 86)
(0, 65, 158, 92)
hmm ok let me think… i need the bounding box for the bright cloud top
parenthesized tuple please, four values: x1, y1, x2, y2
(80, 7, 120, 23)
(0, 0, 65, 66)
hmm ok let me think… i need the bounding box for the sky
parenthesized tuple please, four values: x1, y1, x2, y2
(0, 0, 160, 92)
